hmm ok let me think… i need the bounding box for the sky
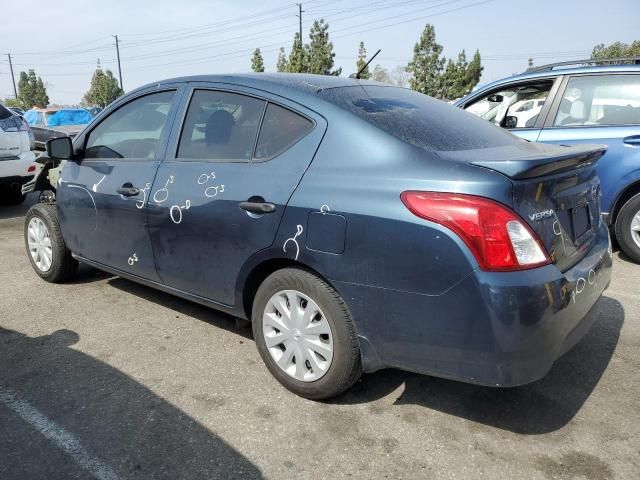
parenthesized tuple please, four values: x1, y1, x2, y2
(1, 0, 638, 105)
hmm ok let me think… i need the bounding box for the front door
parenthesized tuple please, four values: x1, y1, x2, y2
(57, 89, 180, 281)
(147, 87, 325, 306)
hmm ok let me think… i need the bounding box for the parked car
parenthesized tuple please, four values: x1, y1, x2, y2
(455, 57, 640, 262)
(24, 108, 93, 150)
(24, 74, 612, 399)
(0, 102, 37, 204)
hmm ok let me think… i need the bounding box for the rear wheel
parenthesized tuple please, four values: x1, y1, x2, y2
(252, 268, 362, 400)
(24, 203, 78, 282)
(614, 193, 640, 264)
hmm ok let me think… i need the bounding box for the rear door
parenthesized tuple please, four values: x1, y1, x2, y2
(148, 85, 326, 306)
(459, 76, 562, 142)
(58, 88, 183, 281)
(537, 73, 640, 216)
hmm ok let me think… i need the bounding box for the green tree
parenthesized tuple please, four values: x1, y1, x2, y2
(287, 32, 308, 73)
(306, 19, 341, 76)
(276, 47, 289, 72)
(17, 69, 49, 109)
(371, 64, 393, 84)
(2, 97, 22, 108)
(591, 41, 640, 62)
(355, 41, 370, 79)
(251, 48, 265, 72)
(407, 24, 445, 97)
(82, 65, 124, 108)
(439, 49, 483, 99)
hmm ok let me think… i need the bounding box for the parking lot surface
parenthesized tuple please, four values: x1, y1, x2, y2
(1, 194, 639, 479)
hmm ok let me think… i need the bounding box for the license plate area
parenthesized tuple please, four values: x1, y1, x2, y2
(571, 203, 591, 241)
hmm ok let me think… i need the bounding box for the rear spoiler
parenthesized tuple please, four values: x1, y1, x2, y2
(471, 144, 607, 180)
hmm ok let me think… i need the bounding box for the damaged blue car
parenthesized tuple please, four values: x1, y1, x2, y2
(24, 74, 612, 399)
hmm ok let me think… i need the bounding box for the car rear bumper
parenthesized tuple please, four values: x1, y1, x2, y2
(334, 222, 613, 387)
(0, 150, 37, 183)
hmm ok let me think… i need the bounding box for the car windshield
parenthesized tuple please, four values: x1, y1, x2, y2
(318, 85, 518, 151)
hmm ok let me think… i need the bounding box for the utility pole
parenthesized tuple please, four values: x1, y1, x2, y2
(296, 3, 304, 67)
(6, 53, 17, 98)
(112, 35, 123, 91)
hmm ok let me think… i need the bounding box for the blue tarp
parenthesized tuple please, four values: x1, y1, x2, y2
(46, 109, 93, 126)
(23, 110, 39, 126)
(24, 109, 93, 127)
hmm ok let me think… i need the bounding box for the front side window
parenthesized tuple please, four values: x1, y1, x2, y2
(254, 103, 313, 159)
(85, 90, 175, 159)
(177, 90, 265, 160)
(553, 75, 640, 127)
(465, 81, 553, 129)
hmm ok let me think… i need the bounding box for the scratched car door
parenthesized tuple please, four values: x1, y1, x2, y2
(57, 88, 182, 281)
(147, 86, 326, 306)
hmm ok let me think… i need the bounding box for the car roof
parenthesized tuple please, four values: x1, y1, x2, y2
(476, 63, 640, 93)
(130, 73, 386, 104)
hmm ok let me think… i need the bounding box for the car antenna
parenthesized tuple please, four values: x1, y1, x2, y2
(350, 49, 381, 79)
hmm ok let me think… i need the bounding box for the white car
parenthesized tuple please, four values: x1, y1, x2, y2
(0, 102, 37, 204)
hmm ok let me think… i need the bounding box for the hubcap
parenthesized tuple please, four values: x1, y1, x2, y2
(631, 210, 640, 250)
(262, 289, 333, 382)
(27, 217, 53, 272)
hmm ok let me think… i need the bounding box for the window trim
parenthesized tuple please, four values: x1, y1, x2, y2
(172, 87, 316, 163)
(81, 88, 178, 162)
(542, 72, 640, 129)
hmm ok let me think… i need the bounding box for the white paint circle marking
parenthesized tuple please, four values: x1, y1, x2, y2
(588, 269, 596, 285)
(576, 277, 586, 294)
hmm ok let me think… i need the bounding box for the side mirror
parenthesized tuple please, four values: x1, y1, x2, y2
(504, 115, 518, 129)
(488, 94, 504, 103)
(46, 136, 73, 160)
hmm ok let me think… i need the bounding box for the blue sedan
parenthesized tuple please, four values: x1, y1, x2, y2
(25, 74, 612, 399)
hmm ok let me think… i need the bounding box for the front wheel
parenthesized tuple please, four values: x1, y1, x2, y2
(252, 268, 362, 400)
(614, 193, 640, 264)
(24, 203, 78, 282)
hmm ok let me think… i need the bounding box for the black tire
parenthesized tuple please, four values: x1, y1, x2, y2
(0, 185, 26, 205)
(24, 203, 78, 282)
(252, 268, 362, 400)
(614, 193, 640, 264)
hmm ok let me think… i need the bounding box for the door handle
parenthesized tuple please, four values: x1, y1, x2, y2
(117, 184, 140, 197)
(239, 201, 276, 214)
(623, 135, 640, 146)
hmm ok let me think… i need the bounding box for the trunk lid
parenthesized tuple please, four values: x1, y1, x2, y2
(437, 142, 606, 271)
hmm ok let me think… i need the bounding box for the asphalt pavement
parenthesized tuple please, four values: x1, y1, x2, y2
(1, 194, 638, 479)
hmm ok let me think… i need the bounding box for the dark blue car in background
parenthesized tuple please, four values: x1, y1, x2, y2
(25, 74, 612, 399)
(455, 58, 640, 263)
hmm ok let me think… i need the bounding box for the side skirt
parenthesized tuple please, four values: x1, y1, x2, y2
(72, 254, 245, 320)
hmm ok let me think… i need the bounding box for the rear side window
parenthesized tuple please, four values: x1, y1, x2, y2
(254, 103, 313, 159)
(554, 75, 640, 127)
(319, 85, 517, 151)
(177, 90, 265, 160)
(0, 104, 21, 132)
(85, 90, 175, 159)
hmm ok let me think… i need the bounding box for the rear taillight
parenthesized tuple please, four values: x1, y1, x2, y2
(400, 191, 550, 271)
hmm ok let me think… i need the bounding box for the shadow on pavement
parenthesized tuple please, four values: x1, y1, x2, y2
(0, 327, 262, 479)
(107, 277, 253, 340)
(0, 193, 38, 220)
(334, 296, 624, 435)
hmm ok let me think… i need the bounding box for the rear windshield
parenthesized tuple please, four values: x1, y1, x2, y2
(318, 85, 518, 151)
